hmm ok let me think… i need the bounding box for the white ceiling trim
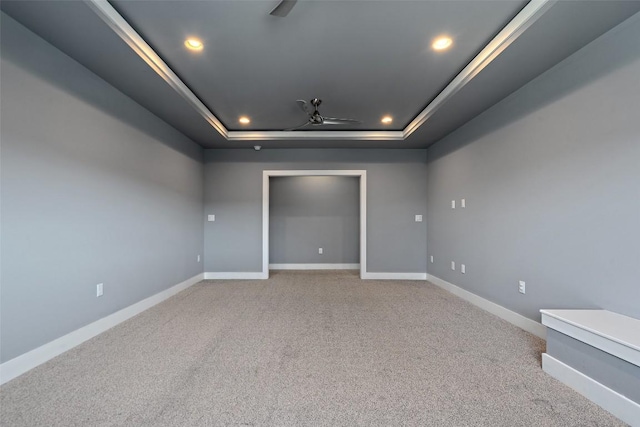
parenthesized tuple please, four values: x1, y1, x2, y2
(84, 0, 554, 143)
(403, 0, 556, 139)
(84, 0, 228, 138)
(227, 130, 404, 141)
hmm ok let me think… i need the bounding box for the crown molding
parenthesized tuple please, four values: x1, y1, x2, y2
(84, 0, 554, 143)
(226, 130, 404, 141)
(84, 0, 228, 138)
(403, 0, 556, 138)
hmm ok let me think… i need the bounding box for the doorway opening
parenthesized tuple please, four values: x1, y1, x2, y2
(262, 170, 367, 279)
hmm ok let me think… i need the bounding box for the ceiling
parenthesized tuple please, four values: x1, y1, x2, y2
(2, 1, 640, 149)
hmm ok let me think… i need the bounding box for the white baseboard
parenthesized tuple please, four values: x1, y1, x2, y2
(269, 263, 360, 270)
(361, 272, 427, 280)
(542, 354, 640, 426)
(204, 272, 268, 280)
(0, 272, 204, 386)
(427, 274, 546, 339)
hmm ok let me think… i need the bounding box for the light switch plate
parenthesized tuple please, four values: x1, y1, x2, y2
(96, 283, 103, 297)
(207, 215, 215, 222)
(461, 199, 466, 208)
(451, 200, 456, 209)
(430, 256, 434, 263)
(461, 264, 466, 274)
(451, 261, 456, 270)
(519, 281, 526, 294)
(319, 248, 323, 254)
(415, 215, 423, 222)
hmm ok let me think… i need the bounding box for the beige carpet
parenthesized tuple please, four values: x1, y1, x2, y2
(0, 271, 624, 426)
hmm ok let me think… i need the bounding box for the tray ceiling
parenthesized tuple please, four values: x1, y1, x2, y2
(2, 1, 639, 148)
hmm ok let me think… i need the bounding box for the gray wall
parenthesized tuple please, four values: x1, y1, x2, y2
(204, 149, 427, 273)
(0, 13, 204, 363)
(426, 13, 640, 321)
(270, 176, 359, 264)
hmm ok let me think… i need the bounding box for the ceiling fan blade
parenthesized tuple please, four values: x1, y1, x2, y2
(284, 121, 312, 131)
(321, 117, 361, 125)
(270, 0, 298, 17)
(296, 99, 312, 116)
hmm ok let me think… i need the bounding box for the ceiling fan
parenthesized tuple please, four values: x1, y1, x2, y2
(284, 99, 361, 131)
(270, 0, 298, 17)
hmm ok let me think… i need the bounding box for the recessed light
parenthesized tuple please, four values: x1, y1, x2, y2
(432, 36, 453, 51)
(184, 38, 203, 51)
(239, 116, 251, 125)
(381, 116, 393, 124)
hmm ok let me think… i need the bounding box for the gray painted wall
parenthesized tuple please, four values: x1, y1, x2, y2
(426, 13, 640, 322)
(269, 176, 359, 264)
(204, 149, 427, 273)
(0, 13, 204, 363)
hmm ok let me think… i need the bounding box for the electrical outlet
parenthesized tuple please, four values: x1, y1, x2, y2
(319, 248, 323, 254)
(461, 199, 466, 208)
(96, 283, 103, 297)
(461, 264, 466, 274)
(451, 261, 456, 270)
(415, 215, 423, 222)
(519, 281, 526, 294)
(197, 255, 201, 263)
(430, 255, 434, 263)
(451, 200, 456, 209)
(207, 214, 215, 222)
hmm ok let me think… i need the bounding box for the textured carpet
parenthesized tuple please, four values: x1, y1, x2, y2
(0, 271, 624, 426)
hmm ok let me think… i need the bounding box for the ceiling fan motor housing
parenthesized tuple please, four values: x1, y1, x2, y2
(310, 99, 323, 123)
(285, 98, 359, 130)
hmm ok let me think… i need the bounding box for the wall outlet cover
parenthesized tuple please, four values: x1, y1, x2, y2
(430, 256, 434, 263)
(207, 214, 215, 222)
(461, 264, 466, 274)
(461, 199, 466, 208)
(451, 200, 456, 209)
(451, 261, 456, 270)
(96, 283, 103, 297)
(415, 215, 423, 222)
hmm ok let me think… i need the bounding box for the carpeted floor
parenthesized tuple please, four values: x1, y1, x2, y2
(0, 271, 625, 426)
